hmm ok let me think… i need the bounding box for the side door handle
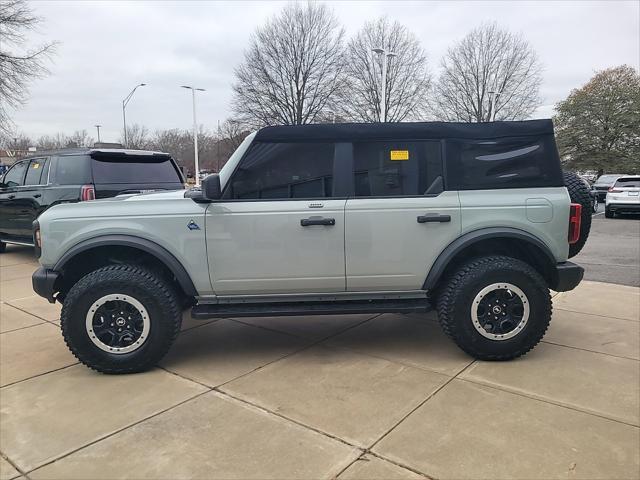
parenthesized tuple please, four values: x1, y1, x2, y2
(33, 194, 42, 198)
(417, 213, 451, 223)
(8, 194, 15, 199)
(301, 216, 336, 227)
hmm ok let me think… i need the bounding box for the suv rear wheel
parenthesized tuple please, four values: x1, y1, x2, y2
(61, 264, 182, 374)
(436, 255, 551, 360)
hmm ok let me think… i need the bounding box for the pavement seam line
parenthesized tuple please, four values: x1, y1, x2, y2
(554, 307, 640, 324)
(229, 312, 382, 342)
(0, 362, 79, 389)
(3, 301, 60, 325)
(214, 388, 366, 451)
(0, 451, 29, 480)
(0, 320, 48, 335)
(367, 360, 479, 452)
(457, 376, 640, 428)
(540, 339, 639, 361)
(213, 314, 384, 389)
(23, 390, 211, 475)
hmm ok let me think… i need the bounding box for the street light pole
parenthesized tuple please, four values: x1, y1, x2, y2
(181, 85, 205, 186)
(122, 83, 146, 148)
(372, 48, 397, 122)
(94, 125, 101, 143)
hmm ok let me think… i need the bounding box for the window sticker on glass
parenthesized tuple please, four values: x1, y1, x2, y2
(390, 150, 409, 161)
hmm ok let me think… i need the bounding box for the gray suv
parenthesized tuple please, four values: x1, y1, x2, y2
(30, 120, 590, 374)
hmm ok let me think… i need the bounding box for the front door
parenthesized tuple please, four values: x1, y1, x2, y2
(0, 159, 29, 239)
(345, 140, 462, 291)
(206, 141, 348, 295)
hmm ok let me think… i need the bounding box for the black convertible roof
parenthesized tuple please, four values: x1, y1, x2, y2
(255, 119, 555, 142)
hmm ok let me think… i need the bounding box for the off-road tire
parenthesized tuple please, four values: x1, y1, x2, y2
(61, 264, 182, 374)
(563, 171, 592, 258)
(436, 255, 551, 361)
(605, 206, 614, 218)
(0, 241, 6, 253)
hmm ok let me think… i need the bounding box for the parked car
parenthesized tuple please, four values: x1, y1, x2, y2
(592, 174, 627, 201)
(605, 175, 640, 218)
(31, 120, 590, 374)
(0, 149, 184, 251)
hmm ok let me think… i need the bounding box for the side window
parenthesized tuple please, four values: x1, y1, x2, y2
(24, 158, 49, 186)
(353, 141, 442, 197)
(54, 155, 91, 185)
(2, 160, 28, 187)
(225, 142, 335, 200)
(446, 136, 562, 190)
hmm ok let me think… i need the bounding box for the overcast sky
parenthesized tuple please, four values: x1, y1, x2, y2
(11, 0, 640, 142)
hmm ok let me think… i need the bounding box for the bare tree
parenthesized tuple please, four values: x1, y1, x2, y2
(0, 0, 56, 134)
(232, 2, 345, 126)
(119, 124, 149, 150)
(434, 22, 542, 122)
(339, 17, 431, 122)
(65, 129, 94, 148)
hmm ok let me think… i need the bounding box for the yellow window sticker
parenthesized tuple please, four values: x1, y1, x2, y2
(390, 150, 409, 161)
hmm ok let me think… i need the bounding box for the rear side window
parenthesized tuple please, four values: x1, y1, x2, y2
(446, 136, 563, 190)
(225, 142, 335, 200)
(54, 155, 92, 185)
(353, 141, 442, 197)
(615, 177, 640, 188)
(24, 158, 49, 186)
(91, 154, 181, 184)
(2, 160, 28, 187)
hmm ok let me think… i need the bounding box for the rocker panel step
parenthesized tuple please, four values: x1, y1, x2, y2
(191, 298, 432, 319)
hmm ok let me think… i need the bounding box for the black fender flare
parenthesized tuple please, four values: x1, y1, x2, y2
(423, 227, 558, 290)
(53, 234, 198, 297)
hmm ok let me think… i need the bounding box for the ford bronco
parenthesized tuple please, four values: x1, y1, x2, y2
(30, 120, 590, 373)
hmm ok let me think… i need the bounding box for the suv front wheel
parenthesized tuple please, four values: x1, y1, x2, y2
(61, 264, 182, 374)
(436, 255, 551, 360)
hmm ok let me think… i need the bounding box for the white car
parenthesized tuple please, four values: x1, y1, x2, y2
(605, 176, 640, 218)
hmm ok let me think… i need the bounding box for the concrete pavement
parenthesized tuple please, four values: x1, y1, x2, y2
(1, 244, 639, 479)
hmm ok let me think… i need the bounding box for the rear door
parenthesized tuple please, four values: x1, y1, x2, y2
(90, 152, 184, 198)
(345, 141, 461, 291)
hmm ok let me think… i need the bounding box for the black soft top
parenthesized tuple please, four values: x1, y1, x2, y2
(255, 119, 554, 142)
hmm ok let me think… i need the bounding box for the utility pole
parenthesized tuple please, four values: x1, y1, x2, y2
(181, 85, 206, 186)
(372, 48, 397, 122)
(122, 83, 146, 147)
(94, 125, 101, 143)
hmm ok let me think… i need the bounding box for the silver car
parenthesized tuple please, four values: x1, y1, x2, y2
(605, 175, 640, 218)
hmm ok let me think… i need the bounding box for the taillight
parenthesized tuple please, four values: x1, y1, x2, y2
(608, 187, 622, 193)
(568, 203, 582, 244)
(80, 184, 95, 201)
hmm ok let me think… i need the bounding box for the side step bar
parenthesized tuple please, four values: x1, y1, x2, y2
(191, 298, 432, 319)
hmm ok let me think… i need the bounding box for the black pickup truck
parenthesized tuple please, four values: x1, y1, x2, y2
(0, 148, 184, 251)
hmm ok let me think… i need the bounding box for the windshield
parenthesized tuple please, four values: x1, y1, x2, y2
(614, 177, 640, 188)
(219, 132, 256, 189)
(597, 175, 622, 183)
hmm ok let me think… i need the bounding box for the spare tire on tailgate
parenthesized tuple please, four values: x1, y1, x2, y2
(563, 171, 592, 258)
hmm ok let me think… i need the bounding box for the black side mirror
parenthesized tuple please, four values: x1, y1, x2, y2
(202, 174, 222, 200)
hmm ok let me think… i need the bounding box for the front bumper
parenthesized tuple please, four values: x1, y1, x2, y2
(32, 267, 59, 303)
(552, 261, 584, 292)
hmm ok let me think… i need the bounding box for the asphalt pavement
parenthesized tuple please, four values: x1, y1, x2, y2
(573, 205, 640, 287)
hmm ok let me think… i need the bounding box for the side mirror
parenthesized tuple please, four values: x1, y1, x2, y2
(202, 174, 222, 200)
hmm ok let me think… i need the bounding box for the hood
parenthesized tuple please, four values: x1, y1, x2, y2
(40, 188, 206, 222)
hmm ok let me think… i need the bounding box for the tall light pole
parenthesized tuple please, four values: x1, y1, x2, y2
(94, 124, 102, 143)
(122, 83, 146, 148)
(181, 85, 205, 186)
(372, 48, 397, 122)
